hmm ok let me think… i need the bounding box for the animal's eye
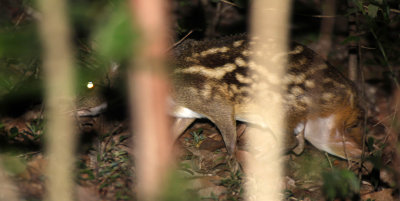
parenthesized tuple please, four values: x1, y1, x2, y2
(345, 122, 359, 133)
(348, 122, 359, 128)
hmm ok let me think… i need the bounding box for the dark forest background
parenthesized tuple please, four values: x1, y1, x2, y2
(0, 0, 399, 200)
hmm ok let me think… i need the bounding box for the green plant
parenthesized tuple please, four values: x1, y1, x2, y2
(322, 168, 360, 201)
(220, 170, 243, 200)
(190, 128, 205, 147)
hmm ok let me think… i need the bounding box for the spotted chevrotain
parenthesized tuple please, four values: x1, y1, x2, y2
(170, 34, 363, 160)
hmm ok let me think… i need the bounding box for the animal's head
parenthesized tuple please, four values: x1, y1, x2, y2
(304, 98, 364, 160)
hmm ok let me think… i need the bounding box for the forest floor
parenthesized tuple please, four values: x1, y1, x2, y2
(0, 85, 399, 201)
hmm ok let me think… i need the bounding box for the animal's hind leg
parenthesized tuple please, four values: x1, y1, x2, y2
(199, 100, 237, 154)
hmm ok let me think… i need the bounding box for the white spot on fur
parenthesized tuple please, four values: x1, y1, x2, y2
(291, 86, 304, 96)
(288, 45, 304, 55)
(235, 57, 247, 67)
(202, 84, 212, 98)
(236, 73, 252, 84)
(185, 56, 199, 63)
(199, 47, 230, 57)
(304, 80, 315, 88)
(233, 40, 244, 47)
(309, 64, 327, 74)
(322, 93, 334, 100)
(300, 96, 312, 105)
(175, 63, 236, 79)
(242, 50, 251, 56)
(285, 73, 305, 84)
(294, 73, 306, 84)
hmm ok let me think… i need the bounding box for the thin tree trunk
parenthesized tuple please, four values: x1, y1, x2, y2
(37, 0, 76, 200)
(347, 0, 359, 85)
(247, 0, 291, 200)
(128, 1, 172, 201)
(317, 0, 336, 60)
(394, 90, 400, 195)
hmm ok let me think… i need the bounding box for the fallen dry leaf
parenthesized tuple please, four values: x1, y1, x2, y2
(361, 188, 394, 201)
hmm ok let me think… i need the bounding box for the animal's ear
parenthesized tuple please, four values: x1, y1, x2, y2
(349, 94, 355, 107)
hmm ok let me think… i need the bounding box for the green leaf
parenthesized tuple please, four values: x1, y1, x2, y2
(93, 2, 139, 62)
(0, 25, 41, 58)
(368, 4, 379, 18)
(341, 35, 361, 45)
(9, 127, 19, 138)
(367, 137, 375, 151)
(322, 168, 360, 200)
(119, 135, 129, 142)
(352, 0, 364, 14)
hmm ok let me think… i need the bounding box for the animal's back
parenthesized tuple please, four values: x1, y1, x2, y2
(171, 35, 363, 160)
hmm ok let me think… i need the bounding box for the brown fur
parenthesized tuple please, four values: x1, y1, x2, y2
(171, 35, 363, 159)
